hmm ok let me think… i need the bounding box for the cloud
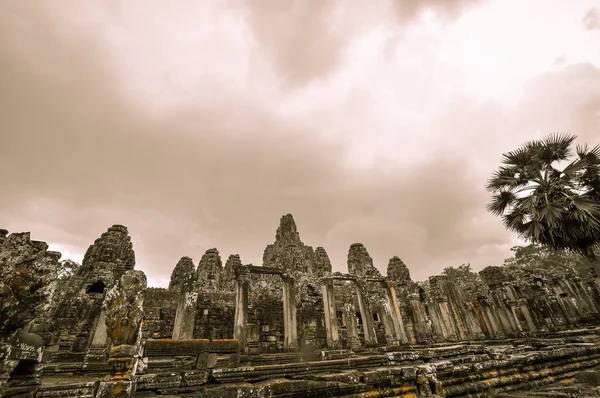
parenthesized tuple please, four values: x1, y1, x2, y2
(237, 0, 486, 88)
(582, 8, 600, 30)
(515, 63, 600, 142)
(552, 55, 567, 68)
(1, 1, 600, 286)
(393, 0, 485, 22)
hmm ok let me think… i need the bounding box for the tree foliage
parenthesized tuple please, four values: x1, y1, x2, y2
(503, 244, 596, 279)
(486, 133, 600, 260)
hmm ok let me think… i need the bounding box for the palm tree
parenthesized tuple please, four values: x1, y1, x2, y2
(486, 133, 600, 276)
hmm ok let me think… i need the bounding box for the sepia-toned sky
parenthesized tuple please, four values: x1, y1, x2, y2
(2, 1, 600, 287)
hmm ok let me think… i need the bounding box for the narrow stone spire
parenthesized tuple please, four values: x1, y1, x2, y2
(347, 243, 382, 279)
(275, 214, 301, 243)
(220, 254, 241, 290)
(263, 213, 316, 277)
(387, 256, 412, 285)
(82, 224, 135, 271)
(169, 256, 195, 291)
(314, 247, 333, 276)
(196, 248, 223, 290)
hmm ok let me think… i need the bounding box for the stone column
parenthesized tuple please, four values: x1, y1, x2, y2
(343, 303, 362, 350)
(387, 282, 408, 344)
(479, 302, 504, 339)
(355, 282, 377, 346)
(320, 277, 340, 349)
(282, 274, 298, 351)
(408, 293, 431, 344)
(233, 267, 250, 352)
(380, 304, 399, 346)
(437, 301, 459, 341)
(172, 273, 198, 340)
(518, 300, 537, 332)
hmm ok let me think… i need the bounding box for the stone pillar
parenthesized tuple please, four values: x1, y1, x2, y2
(408, 293, 431, 344)
(343, 303, 362, 350)
(282, 274, 298, 351)
(577, 281, 600, 314)
(234, 267, 250, 352)
(387, 282, 408, 344)
(355, 282, 377, 346)
(509, 304, 524, 332)
(480, 303, 504, 339)
(320, 277, 340, 349)
(428, 304, 449, 342)
(518, 301, 537, 332)
(172, 273, 198, 340)
(380, 304, 399, 346)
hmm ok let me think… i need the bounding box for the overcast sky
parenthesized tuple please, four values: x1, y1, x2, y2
(2, 1, 600, 287)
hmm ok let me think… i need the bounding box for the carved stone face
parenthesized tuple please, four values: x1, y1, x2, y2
(100, 245, 116, 262)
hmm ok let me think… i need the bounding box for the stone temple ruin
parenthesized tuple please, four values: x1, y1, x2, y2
(3, 215, 600, 397)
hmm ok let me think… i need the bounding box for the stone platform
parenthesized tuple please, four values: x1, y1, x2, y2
(9, 329, 600, 398)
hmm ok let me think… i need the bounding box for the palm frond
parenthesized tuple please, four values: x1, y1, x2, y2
(561, 159, 587, 178)
(503, 208, 528, 232)
(486, 191, 517, 216)
(524, 219, 546, 242)
(516, 195, 536, 213)
(576, 143, 600, 162)
(486, 166, 520, 192)
(501, 146, 535, 168)
(570, 196, 600, 217)
(588, 144, 600, 162)
(536, 203, 563, 230)
(541, 132, 577, 161)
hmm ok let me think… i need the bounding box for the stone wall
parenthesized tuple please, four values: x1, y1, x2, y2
(193, 292, 235, 340)
(141, 288, 177, 339)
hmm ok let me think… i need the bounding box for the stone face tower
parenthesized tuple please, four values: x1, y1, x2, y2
(347, 243, 382, 279)
(220, 254, 241, 290)
(196, 248, 223, 291)
(31, 225, 138, 353)
(169, 256, 195, 292)
(313, 247, 333, 277)
(387, 256, 412, 285)
(262, 214, 319, 277)
(80, 224, 136, 288)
